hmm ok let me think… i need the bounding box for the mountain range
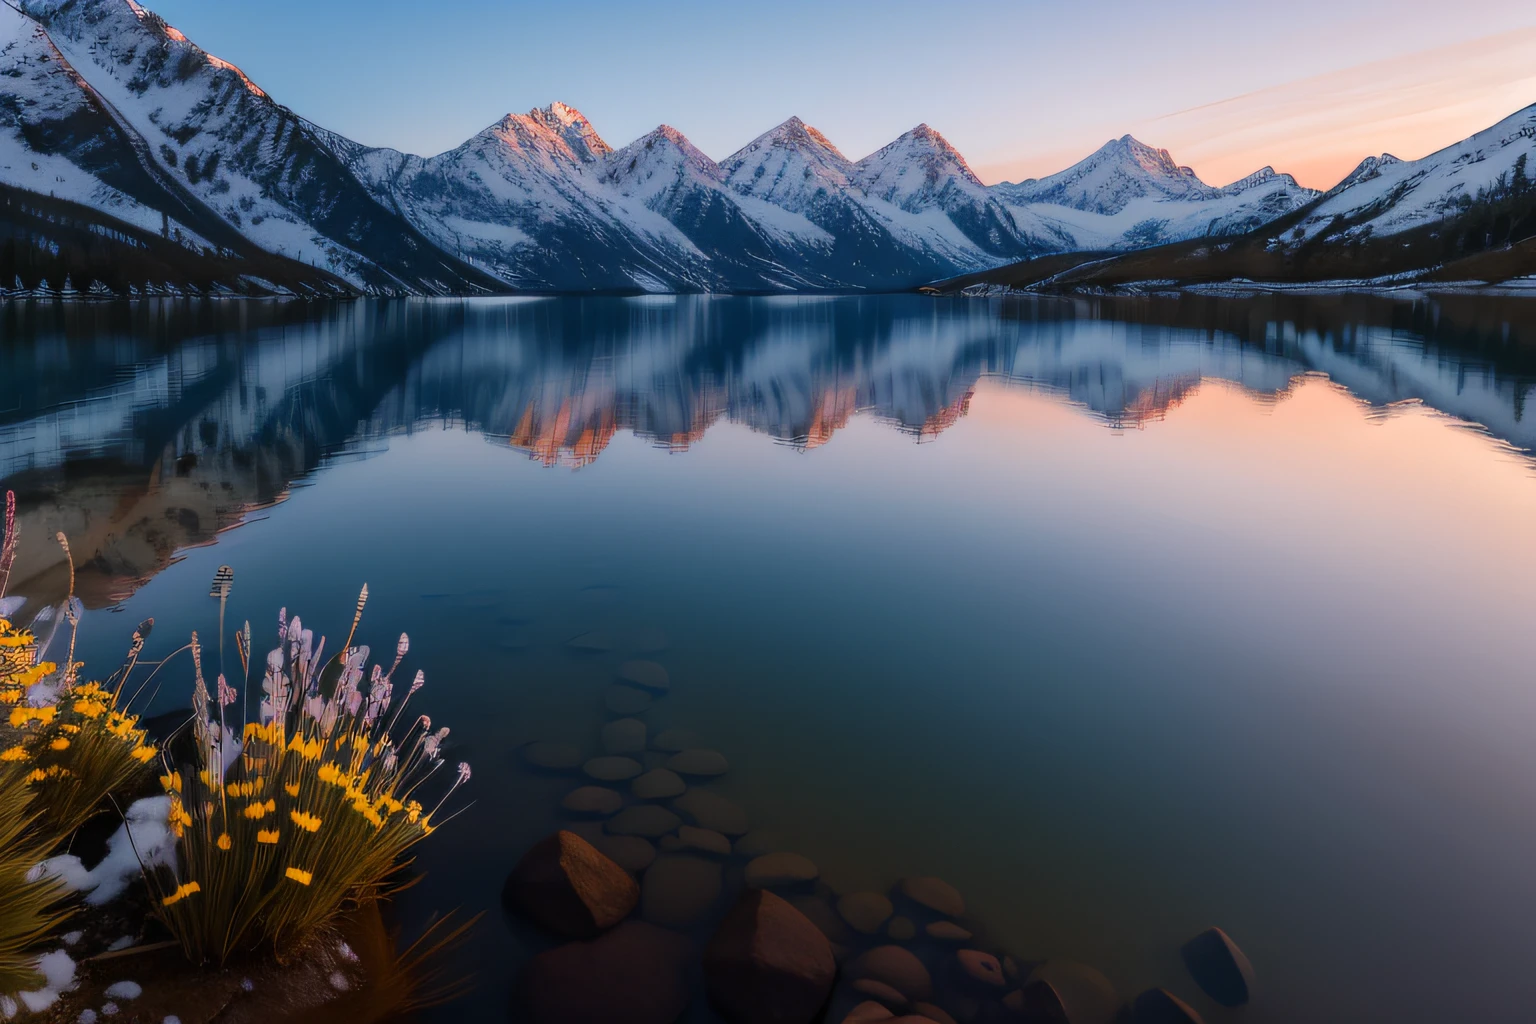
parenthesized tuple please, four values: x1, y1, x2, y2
(1, 0, 1531, 297)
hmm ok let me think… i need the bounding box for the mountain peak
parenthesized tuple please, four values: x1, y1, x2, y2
(526, 102, 611, 162)
(854, 122, 984, 205)
(1002, 134, 1215, 213)
(756, 117, 850, 162)
(604, 124, 722, 188)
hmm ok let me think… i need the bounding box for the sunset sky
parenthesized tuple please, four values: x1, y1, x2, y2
(145, 0, 1536, 190)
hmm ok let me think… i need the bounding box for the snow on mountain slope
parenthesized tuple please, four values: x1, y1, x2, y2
(1292, 104, 1536, 243)
(14, 0, 499, 293)
(991, 138, 1318, 251)
(339, 107, 724, 292)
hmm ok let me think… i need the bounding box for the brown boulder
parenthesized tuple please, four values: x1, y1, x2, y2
(704, 890, 837, 1023)
(1018, 961, 1121, 1024)
(520, 920, 693, 1024)
(504, 831, 639, 939)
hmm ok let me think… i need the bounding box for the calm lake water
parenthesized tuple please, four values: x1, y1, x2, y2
(3, 293, 1536, 1022)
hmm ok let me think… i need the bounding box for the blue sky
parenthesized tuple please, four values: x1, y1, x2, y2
(146, 0, 1536, 188)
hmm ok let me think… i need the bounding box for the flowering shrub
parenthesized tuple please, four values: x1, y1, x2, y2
(149, 590, 471, 965)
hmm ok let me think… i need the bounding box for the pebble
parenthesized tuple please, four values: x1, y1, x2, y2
(606, 805, 682, 838)
(604, 685, 653, 716)
(955, 950, 1006, 988)
(926, 921, 972, 942)
(733, 830, 788, 857)
(745, 852, 819, 888)
(561, 786, 624, 816)
(673, 789, 750, 836)
(565, 631, 615, 651)
(838, 892, 895, 934)
(1132, 987, 1207, 1024)
(641, 855, 724, 929)
(898, 876, 965, 918)
(582, 756, 643, 782)
(521, 742, 584, 771)
(601, 718, 647, 755)
(851, 978, 909, 1009)
(665, 749, 729, 776)
(1021, 961, 1122, 1024)
(619, 660, 670, 692)
(1180, 927, 1254, 1007)
(632, 768, 687, 800)
(845, 945, 934, 1001)
(650, 727, 699, 752)
(661, 825, 732, 856)
(593, 835, 657, 874)
(885, 916, 916, 941)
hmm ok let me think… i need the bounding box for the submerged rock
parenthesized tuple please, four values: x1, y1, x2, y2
(602, 718, 648, 755)
(620, 660, 671, 692)
(605, 686, 654, 715)
(520, 920, 692, 1024)
(838, 892, 894, 935)
(704, 890, 836, 1024)
(1018, 961, 1121, 1024)
(503, 831, 639, 939)
(673, 789, 750, 836)
(1180, 927, 1253, 1007)
(606, 805, 682, 838)
(594, 835, 658, 875)
(898, 877, 965, 918)
(851, 978, 909, 1009)
(845, 946, 933, 1001)
(954, 950, 1006, 989)
(925, 922, 971, 942)
(745, 853, 819, 889)
(642, 855, 725, 929)
(1132, 987, 1206, 1024)
(632, 768, 687, 800)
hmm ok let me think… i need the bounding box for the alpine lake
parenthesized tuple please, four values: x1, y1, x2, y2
(4, 291, 1536, 1024)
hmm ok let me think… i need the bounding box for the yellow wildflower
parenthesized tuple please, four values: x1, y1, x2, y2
(0, 746, 27, 762)
(243, 799, 277, 820)
(284, 867, 313, 886)
(131, 745, 157, 763)
(256, 829, 280, 844)
(284, 782, 300, 798)
(49, 738, 70, 751)
(72, 699, 107, 719)
(352, 800, 382, 827)
(217, 833, 232, 851)
(162, 881, 202, 907)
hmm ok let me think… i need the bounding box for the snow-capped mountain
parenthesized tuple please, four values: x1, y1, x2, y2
(2, 0, 501, 293)
(1291, 103, 1536, 245)
(2, 0, 1431, 297)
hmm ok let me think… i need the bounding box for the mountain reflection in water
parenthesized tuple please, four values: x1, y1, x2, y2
(1, 292, 1533, 606)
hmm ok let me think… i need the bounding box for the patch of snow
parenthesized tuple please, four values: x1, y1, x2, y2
(103, 982, 141, 1001)
(104, 937, 133, 953)
(29, 797, 175, 905)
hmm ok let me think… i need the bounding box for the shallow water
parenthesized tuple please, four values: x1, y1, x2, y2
(4, 293, 1536, 1022)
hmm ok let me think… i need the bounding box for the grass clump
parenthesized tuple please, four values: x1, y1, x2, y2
(149, 588, 471, 965)
(0, 762, 69, 999)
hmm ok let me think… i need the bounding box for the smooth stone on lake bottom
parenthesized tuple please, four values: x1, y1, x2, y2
(838, 892, 894, 934)
(851, 977, 909, 1008)
(605, 686, 653, 715)
(561, 786, 624, 816)
(602, 718, 647, 755)
(632, 768, 686, 800)
(955, 949, 1006, 988)
(583, 756, 643, 782)
(594, 835, 658, 875)
(1180, 927, 1253, 1007)
(672, 789, 750, 836)
(665, 748, 729, 776)
(926, 921, 971, 942)
(520, 920, 692, 1024)
(619, 660, 671, 692)
(503, 831, 639, 939)
(606, 805, 682, 838)
(845, 945, 933, 1001)
(521, 742, 585, 771)
(885, 916, 916, 941)
(650, 727, 699, 753)
(1020, 961, 1122, 1024)
(661, 826, 733, 857)
(565, 630, 615, 652)
(1132, 987, 1207, 1024)
(898, 876, 965, 918)
(744, 852, 819, 888)
(641, 854, 724, 929)
(704, 889, 837, 1024)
